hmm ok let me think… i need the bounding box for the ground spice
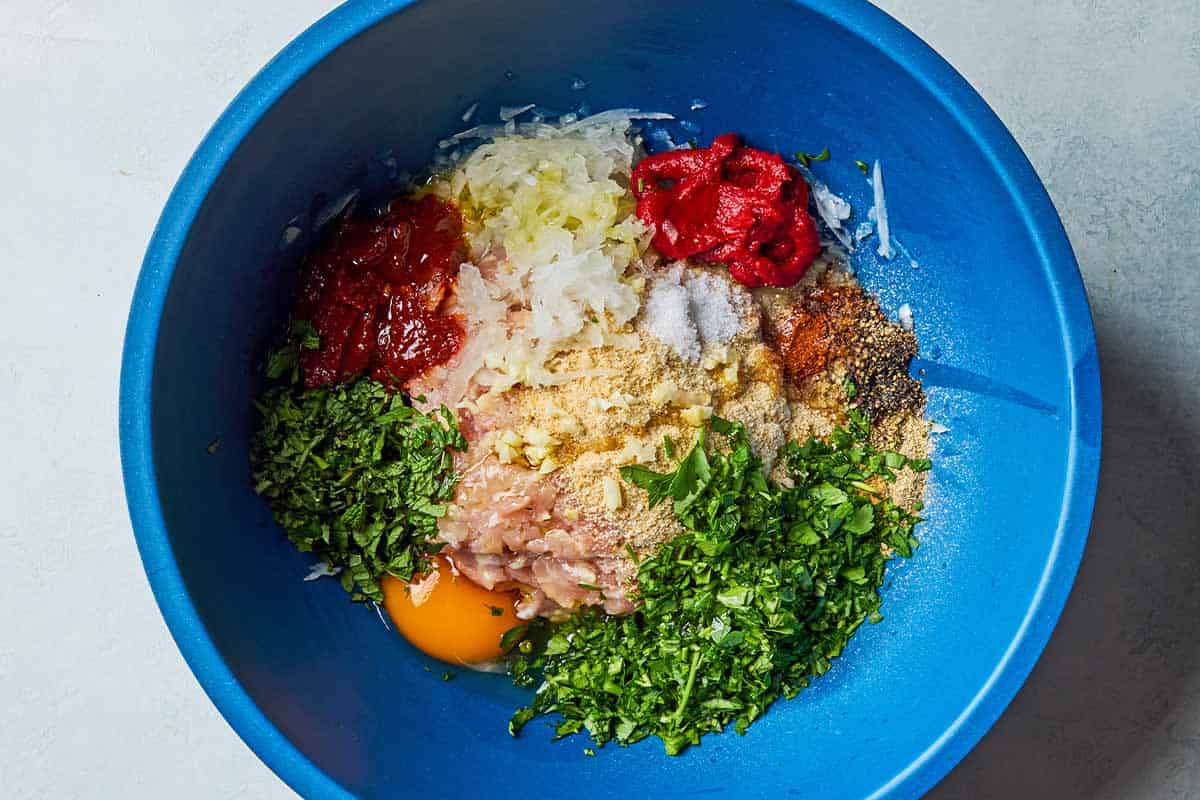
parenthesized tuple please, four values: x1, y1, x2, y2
(761, 270, 923, 420)
(870, 412, 930, 513)
(843, 308, 922, 420)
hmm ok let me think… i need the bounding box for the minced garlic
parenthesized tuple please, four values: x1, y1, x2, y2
(495, 429, 524, 464)
(494, 427, 562, 471)
(650, 380, 710, 408)
(554, 415, 583, 436)
(611, 436, 657, 465)
(700, 345, 732, 371)
(522, 428, 558, 448)
(524, 444, 553, 463)
(588, 392, 636, 412)
(720, 361, 740, 387)
(602, 476, 623, 511)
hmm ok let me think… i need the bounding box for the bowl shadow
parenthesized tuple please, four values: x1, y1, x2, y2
(927, 314, 1200, 798)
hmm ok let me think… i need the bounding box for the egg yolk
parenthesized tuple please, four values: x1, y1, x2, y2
(381, 556, 522, 665)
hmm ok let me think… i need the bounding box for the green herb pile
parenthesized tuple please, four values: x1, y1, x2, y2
(250, 347, 465, 602)
(508, 412, 928, 755)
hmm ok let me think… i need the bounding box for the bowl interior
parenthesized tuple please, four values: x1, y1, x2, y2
(133, 0, 1099, 797)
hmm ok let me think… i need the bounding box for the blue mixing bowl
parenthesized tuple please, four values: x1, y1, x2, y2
(120, 1, 1101, 797)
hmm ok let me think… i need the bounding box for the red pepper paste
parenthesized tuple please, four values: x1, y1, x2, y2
(294, 194, 466, 389)
(631, 134, 821, 288)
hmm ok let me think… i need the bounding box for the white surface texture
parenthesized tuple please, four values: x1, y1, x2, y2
(3, 1, 1198, 799)
(1, 3, 336, 798)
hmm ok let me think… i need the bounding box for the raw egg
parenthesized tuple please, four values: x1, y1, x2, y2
(382, 556, 522, 665)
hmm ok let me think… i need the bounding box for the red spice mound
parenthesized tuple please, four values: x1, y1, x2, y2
(774, 285, 858, 381)
(294, 195, 466, 389)
(631, 133, 821, 288)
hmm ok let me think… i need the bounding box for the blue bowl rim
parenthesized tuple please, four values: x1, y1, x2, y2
(118, 1, 1102, 797)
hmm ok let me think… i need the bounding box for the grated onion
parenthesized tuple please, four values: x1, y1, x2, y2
(808, 175, 854, 250)
(873, 160, 893, 260)
(431, 110, 659, 399)
(499, 103, 536, 121)
(304, 562, 341, 582)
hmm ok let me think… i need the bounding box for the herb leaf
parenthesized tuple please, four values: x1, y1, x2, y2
(250, 376, 465, 603)
(264, 320, 322, 382)
(795, 147, 831, 168)
(500, 623, 530, 652)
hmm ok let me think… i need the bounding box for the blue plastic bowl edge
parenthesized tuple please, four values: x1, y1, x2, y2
(118, 1, 1103, 798)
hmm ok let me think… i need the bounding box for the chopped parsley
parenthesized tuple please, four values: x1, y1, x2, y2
(795, 147, 831, 168)
(264, 320, 321, 384)
(250, 375, 465, 603)
(508, 413, 927, 754)
(500, 624, 529, 652)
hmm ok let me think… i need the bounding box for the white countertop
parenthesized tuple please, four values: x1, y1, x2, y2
(4, 2, 1198, 798)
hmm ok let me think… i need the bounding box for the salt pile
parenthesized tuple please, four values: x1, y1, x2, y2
(641, 265, 743, 362)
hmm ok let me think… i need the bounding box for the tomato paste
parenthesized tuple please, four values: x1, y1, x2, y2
(294, 195, 465, 389)
(631, 134, 821, 288)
